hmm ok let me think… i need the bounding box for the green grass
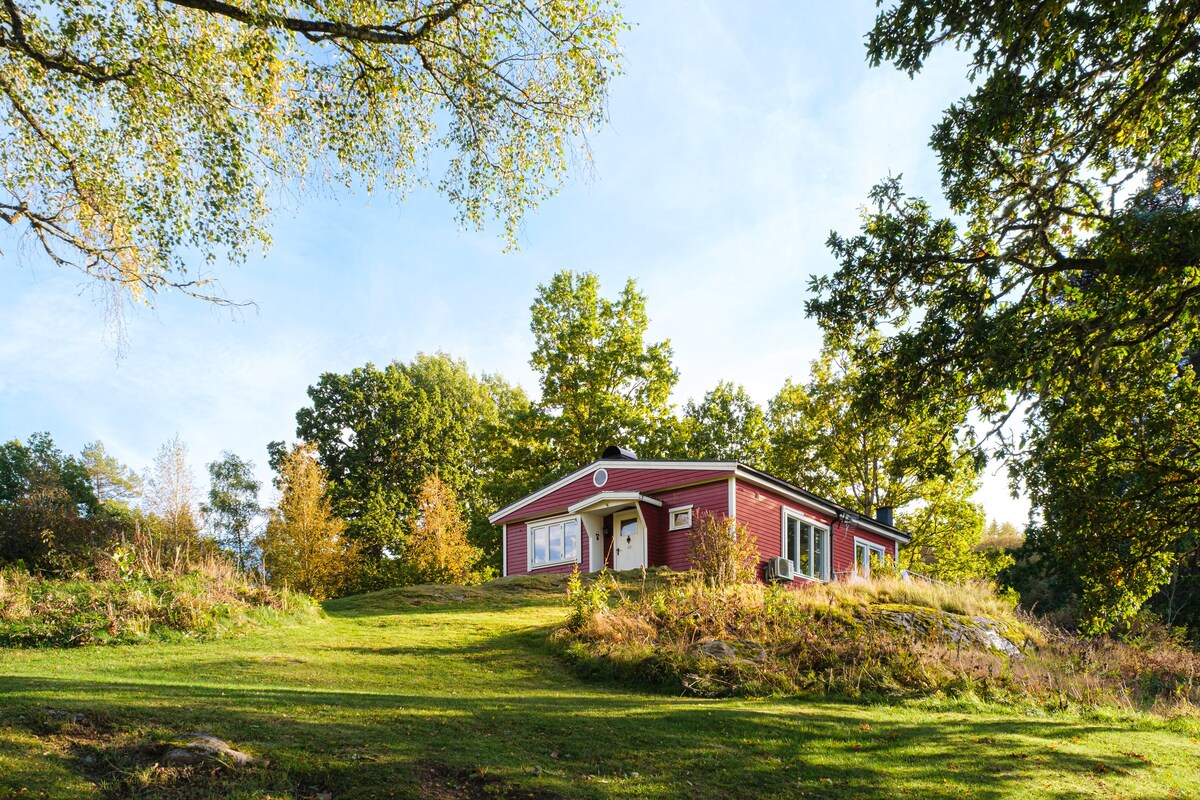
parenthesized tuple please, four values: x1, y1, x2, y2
(1, 574, 1199, 799)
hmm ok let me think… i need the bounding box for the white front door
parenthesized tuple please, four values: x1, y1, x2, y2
(612, 511, 644, 571)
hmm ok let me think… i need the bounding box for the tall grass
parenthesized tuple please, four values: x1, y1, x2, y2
(797, 574, 1019, 618)
(556, 573, 1200, 711)
(0, 554, 320, 647)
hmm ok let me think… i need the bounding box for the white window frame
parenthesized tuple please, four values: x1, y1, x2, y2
(527, 514, 582, 571)
(667, 504, 693, 531)
(780, 506, 830, 582)
(854, 537, 888, 578)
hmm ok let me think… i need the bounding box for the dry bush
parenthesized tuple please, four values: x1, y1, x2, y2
(687, 512, 758, 587)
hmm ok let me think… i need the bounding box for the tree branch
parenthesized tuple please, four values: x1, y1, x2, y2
(161, 0, 467, 45)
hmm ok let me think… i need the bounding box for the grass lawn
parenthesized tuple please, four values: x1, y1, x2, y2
(1, 576, 1198, 799)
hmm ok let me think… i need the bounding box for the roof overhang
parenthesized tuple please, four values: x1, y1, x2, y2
(487, 460, 737, 524)
(485, 458, 911, 543)
(567, 491, 663, 515)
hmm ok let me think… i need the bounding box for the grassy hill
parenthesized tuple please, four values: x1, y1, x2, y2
(2, 573, 1199, 799)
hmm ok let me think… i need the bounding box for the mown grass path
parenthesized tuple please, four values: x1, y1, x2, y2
(2, 580, 1198, 799)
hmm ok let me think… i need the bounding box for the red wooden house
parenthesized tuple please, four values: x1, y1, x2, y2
(488, 447, 908, 584)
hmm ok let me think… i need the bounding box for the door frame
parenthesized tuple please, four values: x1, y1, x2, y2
(612, 509, 646, 570)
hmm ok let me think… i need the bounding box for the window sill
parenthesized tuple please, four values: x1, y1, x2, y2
(791, 572, 825, 584)
(529, 558, 580, 571)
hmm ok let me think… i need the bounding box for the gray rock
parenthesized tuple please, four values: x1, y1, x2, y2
(694, 640, 738, 662)
(879, 608, 1025, 659)
(161, 734, 265, 768)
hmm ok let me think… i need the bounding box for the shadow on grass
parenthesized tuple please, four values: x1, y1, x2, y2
(320, 570, 676, 621)
(324, 594, 571, 620)
(0, 639, 1179, 800)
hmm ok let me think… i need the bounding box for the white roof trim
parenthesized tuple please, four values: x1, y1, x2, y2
(732, 468, 911, 543)
(488, 460, 737, 523)
(487, 459, 910, 543)
(732, 469, 839, 517)
(841, 514, 911, 543)
(568, 492, 663, 514)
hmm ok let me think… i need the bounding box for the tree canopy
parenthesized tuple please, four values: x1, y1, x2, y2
(403, 474, 483, 585)
(682, 381, 770, 468)
(526, 270, 681, 475)
(261, 443, 357, 599)
(767, 338, 987, 582)
(808, 1, 1200, 630)
(204, 451, 262, 571)
(143, 434, 201, 547)
(0, 432, 111, 571)
(0, 0, 624, 311)
(291, 351, 514, 565)
(79, 441, 142, 506)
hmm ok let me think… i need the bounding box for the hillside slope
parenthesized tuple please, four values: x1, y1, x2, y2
(1, 573, 1198, 799)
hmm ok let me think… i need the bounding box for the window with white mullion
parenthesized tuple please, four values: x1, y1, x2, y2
(528, 517, 580, 569)
(783, 510, 828, 581)
(854, 539, 887, 578)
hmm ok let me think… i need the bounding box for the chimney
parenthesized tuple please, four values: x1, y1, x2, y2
(601, 445, 638, 460)
(875, 506, 894, 527)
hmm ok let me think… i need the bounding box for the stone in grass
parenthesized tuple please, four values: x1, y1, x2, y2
(161, 734, 266, 768)
(693, 639, 768, 663)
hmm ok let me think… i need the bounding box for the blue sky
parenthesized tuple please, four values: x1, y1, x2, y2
(0, 1, 1030, 526)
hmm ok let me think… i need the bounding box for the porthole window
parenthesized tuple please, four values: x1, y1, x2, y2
(593, 468, 608, 487)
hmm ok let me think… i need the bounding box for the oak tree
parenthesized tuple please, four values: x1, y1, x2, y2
(809, 1, 1200, 629)
(682, 381, 771, 468)
(292, 351, 515, 568)
(767, 339, 988, 582)
(527, 270, 681, 477)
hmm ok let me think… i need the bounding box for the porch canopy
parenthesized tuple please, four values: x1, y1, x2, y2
(567, 491, 662, 516)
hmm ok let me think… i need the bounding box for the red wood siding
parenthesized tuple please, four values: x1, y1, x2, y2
(648, 480, 730, 571)
(832, 522, 897, 579)
(506, 521, 526, 576)
(734, 480, 834, 581)
(735, 480, 898, 582)
(505, 519, 589, 576)
(641, 501, 666, 566)
(494, 466, 734, 525)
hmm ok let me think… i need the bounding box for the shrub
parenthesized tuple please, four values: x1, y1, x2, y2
(566, 566, 612, 628)
(687, 512, 758, 587)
